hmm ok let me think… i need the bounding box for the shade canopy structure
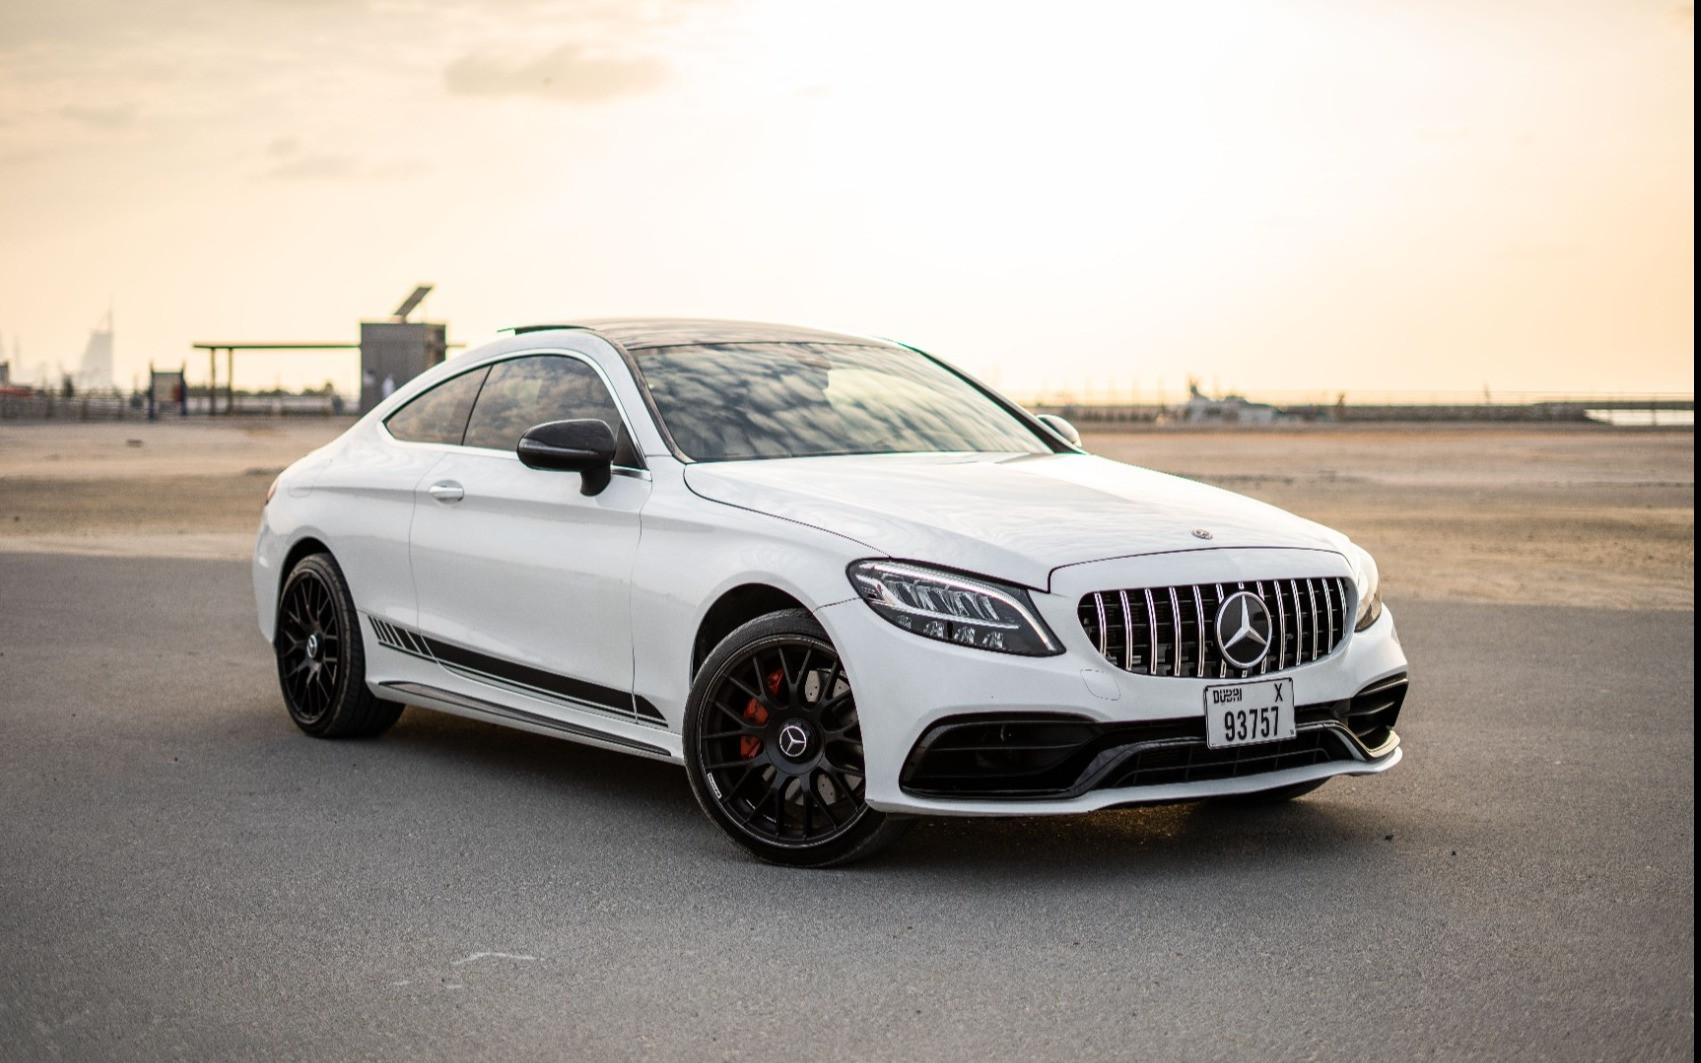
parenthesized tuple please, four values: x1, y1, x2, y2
(190, 343, 358, 415)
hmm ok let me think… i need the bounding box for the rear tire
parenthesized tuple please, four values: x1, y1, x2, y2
(684, 608, 911, 867)
(275, 553, 403, 738)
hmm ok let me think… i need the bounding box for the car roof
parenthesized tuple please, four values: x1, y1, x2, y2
(509, 318, 905, 351)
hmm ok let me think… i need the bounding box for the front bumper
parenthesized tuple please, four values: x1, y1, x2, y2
(814, 548, 1409, 817)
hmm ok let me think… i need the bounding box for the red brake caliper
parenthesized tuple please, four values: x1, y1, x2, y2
(740, 669, 784, 760)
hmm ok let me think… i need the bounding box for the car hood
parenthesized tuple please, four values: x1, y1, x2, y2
(682, 452, 1350, 590)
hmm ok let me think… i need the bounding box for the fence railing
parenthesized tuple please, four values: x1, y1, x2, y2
(0, 394, 347, 421)
(1032, 398, 1694, 426)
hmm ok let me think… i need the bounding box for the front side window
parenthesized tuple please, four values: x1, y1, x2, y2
(384, 367, 489, 445)
(635, 342, 1052, 462)
(463, 355, 638, 465)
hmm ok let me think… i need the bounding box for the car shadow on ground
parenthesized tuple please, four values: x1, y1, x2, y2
(884, 797, 1411, 880)
(376, 704, 696, 802)
(366, 704, 1414, 880)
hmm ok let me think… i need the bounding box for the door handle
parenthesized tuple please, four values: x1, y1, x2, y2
(428, 481, 464, 504)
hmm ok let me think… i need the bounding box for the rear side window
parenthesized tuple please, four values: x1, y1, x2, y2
(463, 355, 638, 465)
(384, 367, 489, 445)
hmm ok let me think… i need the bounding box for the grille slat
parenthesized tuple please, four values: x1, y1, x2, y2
(1079, 576, 1352, 681)
(1093, 592, 1108, 660)
(1119, 590, 1134, 675)
(1168, 588, 1183, 679)
(1215, 584, 1227, 678)
(1307, 580, 1320, 662)
(1255, 581, 1270, 675)
(1197, 585, 1211, 676)
(1143, 588, 1159, 676)
(1322, 578, 1336, 653)
(1288, 582, 1301, 666)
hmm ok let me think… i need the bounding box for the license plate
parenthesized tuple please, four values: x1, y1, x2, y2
(1205, 678, 1295, 749)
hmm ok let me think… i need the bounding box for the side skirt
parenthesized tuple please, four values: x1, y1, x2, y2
(379, 680, 673, 760)
(368, 615, 667, 727)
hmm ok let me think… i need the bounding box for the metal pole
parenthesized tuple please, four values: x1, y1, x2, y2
(226, 348, 235, 415)
(208, 348, 216, 416)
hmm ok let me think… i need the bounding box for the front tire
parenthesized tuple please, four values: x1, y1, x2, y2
(684, 609, 910, 867)
(275, 553, 402, 738)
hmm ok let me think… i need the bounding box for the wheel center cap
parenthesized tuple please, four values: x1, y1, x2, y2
(305, 633, 320, 660)
(776, 720, 812, 760)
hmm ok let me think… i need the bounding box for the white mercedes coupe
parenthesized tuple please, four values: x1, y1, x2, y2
(254, 319, 1409, 865)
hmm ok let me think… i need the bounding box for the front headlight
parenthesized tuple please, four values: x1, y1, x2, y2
(847, 560, 1062, 656)
(1352, 544, 1383, 632)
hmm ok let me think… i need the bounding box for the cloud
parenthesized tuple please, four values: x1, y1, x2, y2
(262, 145, 430, 181)
(444, 43, 667, 102)
(266, 152, 360, 180)
(61, 103, 135, 129)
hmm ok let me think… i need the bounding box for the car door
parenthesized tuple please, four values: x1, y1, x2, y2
(408, 352, 654, 723)
(318, 364, 490, 630)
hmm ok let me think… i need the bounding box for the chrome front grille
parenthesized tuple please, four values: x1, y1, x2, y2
(1077, 577, 1352, 679)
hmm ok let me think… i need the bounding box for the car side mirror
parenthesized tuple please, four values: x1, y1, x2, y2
(1036, 413, 1082, 448)
(517, 419, 616, 495)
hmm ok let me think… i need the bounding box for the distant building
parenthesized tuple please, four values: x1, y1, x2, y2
(1175, 380, 1278, 424)
(358, 321, 446, 414)
(75, 311, 115, 393)
(358, 286, 447, 414)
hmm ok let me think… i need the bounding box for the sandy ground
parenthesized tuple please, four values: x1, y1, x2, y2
(0, 420, 334, 560)
(0, 418, 1691, 608)
(1087, 425, 1693, 610)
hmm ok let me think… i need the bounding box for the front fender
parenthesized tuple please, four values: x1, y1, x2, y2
(629, 463, 871, 730)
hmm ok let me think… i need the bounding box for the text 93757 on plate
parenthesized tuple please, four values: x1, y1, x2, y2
(1205, 678, 1296, 749)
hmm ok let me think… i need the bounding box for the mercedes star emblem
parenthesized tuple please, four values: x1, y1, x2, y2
(1192, 528, 1214, 540)
(1215, 591, 1273, 670)
(777, 721, 811, 759)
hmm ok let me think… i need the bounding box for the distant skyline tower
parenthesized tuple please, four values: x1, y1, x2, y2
(75, 308, 115, 392)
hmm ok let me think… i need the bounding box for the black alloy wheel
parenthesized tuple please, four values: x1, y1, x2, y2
(275, 553, 402, 738)
(684, 609, 909, 867)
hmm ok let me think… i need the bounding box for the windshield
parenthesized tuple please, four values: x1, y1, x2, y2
(634, 342, 1053, 462)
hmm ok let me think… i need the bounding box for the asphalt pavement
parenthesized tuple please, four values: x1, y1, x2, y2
(0, 553, 1692, 1061)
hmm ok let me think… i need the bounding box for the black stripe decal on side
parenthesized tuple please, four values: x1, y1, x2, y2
(368, 616, 434, 662)
(634, 696, 665, 723)
(420, 636, 639, 715)
(365, 615, 668, 727)
(381, 681, 669, 757)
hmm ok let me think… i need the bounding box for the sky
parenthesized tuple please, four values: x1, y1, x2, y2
(0, 0, 1692, 401)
